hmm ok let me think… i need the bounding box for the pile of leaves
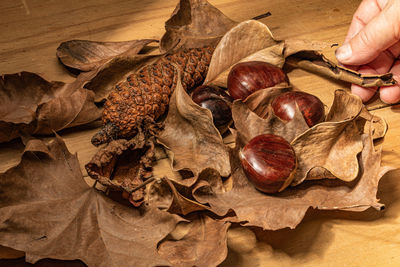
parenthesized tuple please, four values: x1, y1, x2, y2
(0, 0, 396, 266)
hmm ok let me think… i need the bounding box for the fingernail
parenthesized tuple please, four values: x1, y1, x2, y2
(335, 43, 352, 62)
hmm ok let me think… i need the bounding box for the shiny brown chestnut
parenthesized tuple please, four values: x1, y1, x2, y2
(227, 61, 288, 100)
(239, 134, 297, 193)
(271, 91, 325, 127)
(191, 85, 233, 130)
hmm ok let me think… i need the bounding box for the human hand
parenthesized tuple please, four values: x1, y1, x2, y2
(335, 0, 400, 103)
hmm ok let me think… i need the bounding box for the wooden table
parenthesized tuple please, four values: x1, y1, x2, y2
(1, 0, 399, 266)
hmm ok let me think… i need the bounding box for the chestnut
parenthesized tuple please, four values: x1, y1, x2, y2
(227, 61, 288, 100)
(239, 134, 296, 193)
(271, 91, 325, 127)
(191, 85, 233, 130)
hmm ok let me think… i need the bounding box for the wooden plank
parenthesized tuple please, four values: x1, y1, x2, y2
(2, 0, 400, 266)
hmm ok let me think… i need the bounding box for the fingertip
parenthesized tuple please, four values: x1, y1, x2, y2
(351, 84, 377, 102)
(380, 85, 400, 104)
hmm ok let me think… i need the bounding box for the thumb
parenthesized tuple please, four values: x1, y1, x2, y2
(336, 1, 400, 65)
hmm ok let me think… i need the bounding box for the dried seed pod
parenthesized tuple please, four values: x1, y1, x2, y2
(91, 46, 214, 146)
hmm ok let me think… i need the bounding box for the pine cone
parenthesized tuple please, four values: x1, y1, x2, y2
(91, 46, 214, 146)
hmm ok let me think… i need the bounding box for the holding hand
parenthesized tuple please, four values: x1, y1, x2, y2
(335, 0, 400, 103)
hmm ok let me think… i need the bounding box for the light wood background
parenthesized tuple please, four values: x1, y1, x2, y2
(1, 0, 400, 266)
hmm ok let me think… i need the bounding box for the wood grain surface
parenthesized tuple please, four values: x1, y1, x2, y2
(1, 0, 400, 266)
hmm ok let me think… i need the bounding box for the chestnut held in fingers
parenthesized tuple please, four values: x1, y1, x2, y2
(191, 85, 233, 129)
(239, 134, 297, 193)
(272, 91, 325, 127)
(228, 61, 288, 100)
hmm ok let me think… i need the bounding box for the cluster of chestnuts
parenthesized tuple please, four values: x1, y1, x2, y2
(191, 61, 325, 194)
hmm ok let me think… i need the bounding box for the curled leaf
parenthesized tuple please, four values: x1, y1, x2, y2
(242, 85, 290, 118)
(157, 71, 230, 181)
(290, 90, 364, 184)
(158, 214, 230, 267)
(0, 136, 180, 266)
(291, 119, 363, 184)
(204, 20, 283, 86)
(232, 97, 309, 144)
(147, 177, 209, 215)
(83, 54, 161, 102)
(57, 39, 157, 72)
(160, 0, 237, 52)
(0, 72, 101, 143)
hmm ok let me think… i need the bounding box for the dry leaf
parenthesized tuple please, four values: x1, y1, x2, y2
(291, 119, 363, 184)
(242, 85, 290, 118)
(82, 54, 161, 102)
(325, 89, 364, 122)
(157, 72, 230, 182)
(148, 177, 210, 215)
(0, 72, 101, 143)
(204, 20, 283, 87)
(57, 39, 157, 72)
(160, 0, 237, 53)
(56, 38, 160, 103)
(0, 136, 181, 266)
(193, 133, 393, 230)
(158, 214, 230, 267)
(290, 90, 364, 184)
(232, 98, 309, 144)
(358, 107, 388, 140)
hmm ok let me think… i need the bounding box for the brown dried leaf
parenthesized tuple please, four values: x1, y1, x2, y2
(158, 214, 230, 266)
(358, 107, 388, 140)
(35, 88, 100, 134)
(204, 20, 283, 87)
(291, 119, 363, 184)
(193, 133, 393, 230)
(326, 89, 364, 122)
(242, 85, 291, 118)
(0, 72, 101, 143)
(326, 89, 387, 139)
(57, 39, 157, 72)
(147, 177, 210, 215)
(82, 54, 161, 102)
(157, 72, 230, 180)
(0, 136, 180, 266)
(290, 90, 365, 184)
(160, 0, 237, 53)
(232, 97, 309, 144)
